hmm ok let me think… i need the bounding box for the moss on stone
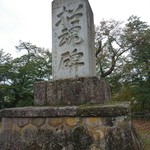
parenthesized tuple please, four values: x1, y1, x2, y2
(77, 103, 130, 117)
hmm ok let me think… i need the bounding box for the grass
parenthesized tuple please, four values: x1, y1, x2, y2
(132, 119, 150, 150)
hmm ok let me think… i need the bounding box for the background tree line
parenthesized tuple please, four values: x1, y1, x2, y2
(95, 15, 150, 113)
(0, 16, 150, 113)
(0, 42, 52, 108)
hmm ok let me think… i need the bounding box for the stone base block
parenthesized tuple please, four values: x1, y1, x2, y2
(0, 104, 143, 150)
(34, 77, 111, 106)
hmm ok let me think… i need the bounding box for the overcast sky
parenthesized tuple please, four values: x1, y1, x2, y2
(0, 0, 150, 57)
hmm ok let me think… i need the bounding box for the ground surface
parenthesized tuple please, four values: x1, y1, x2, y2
(132, 119, 150, 150)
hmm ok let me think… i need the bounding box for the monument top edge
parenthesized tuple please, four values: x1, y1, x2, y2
(52, 0, 90, 4)
(52, 0, 89, 2)
(52, 0, 93, 16)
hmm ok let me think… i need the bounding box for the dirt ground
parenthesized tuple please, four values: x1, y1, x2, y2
(132, 119, 150, 150)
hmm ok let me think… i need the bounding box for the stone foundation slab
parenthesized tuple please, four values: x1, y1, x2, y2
(0, 104, 129, 118)
(0, 104, 143, 150)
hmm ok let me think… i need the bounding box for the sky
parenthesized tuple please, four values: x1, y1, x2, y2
(0, 0, 150, 57)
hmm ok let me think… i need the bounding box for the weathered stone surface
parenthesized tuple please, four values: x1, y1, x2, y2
(21, 124, 38, 146)
(64, 117, 80, 127)
(10, 131, 25, 150)
(52, 0, 96, 79)
(34, 81, 47, 106)
(40, 123, 52, 131)
(13, 123, 21, 133)
(31, 118, 45, 127)
(95, 128, 105, 139)
(0, 104, 143, 150)
(71, 126, 93, 149)
(48, 118, 63, 127)
(34, 77, 111, 106)
(0, 130, 12, 150)
(14, 118, 30, 128)
(84, 117, 103, 127)
(0, 116, 143, 150)
(105, 126, 141, 150)
(2, 118, 13, 130)
(35, 129, 53, 149)
(0, 104, 130, 118)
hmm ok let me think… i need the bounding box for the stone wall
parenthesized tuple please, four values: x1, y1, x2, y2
(0, 104, 143, 150)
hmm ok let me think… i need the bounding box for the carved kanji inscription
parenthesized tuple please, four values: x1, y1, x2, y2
(58, 49, 84, 72)
(52, 0, 96, 79)
(55, 4, 83, 46)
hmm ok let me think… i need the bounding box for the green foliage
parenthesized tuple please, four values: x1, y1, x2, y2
(95, 16, 150, 112)
(123, 16, 150, 112)
(95, 19, 130, 78)
(0, 41, 52, 108)
(0, 49, 13, 108)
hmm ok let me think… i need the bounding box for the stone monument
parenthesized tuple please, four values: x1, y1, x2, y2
(34, 0, 111, 107)
(0, 0, 143, 149)
(52, 0, 96, 79)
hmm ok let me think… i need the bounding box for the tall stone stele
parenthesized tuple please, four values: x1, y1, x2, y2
(52, 0, 96, 79)
(33, 0, 111, 106)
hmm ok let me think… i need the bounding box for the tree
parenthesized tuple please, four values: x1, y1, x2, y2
(0, 41, 52, 108)
(124, 16, 150, 84)
(95, 16, 150, 112)
(123, 16, 150, 111)
(95, 19, 131, 78)
(0, 49, 13, 108)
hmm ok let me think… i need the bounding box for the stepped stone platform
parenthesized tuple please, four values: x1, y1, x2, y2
(0, 104, 143, 150)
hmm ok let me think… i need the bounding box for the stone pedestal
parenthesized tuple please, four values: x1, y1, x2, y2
(0, 104, 143, 150)
(34, 77, 111, 106)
